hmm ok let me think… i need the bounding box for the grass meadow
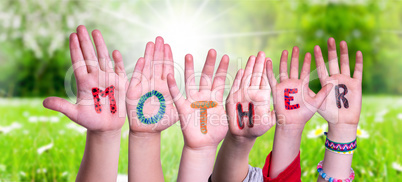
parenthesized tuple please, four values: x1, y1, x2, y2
(0, 96, 402, 181)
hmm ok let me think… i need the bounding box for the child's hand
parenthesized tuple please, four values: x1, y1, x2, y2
(167, 49, 229, 149)
(43, 25, 127, 132)
(314, 38, 363, 128)
(267, 47, 332, 129)
(211, 52, 275, 182)
(315, 38, 363, 182)
(126, 37, 178, 133)
(226, 52, 275, 140)
(43, 25, 126, 181)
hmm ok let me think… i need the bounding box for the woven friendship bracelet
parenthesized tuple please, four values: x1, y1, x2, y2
(324, 132, 357, 153)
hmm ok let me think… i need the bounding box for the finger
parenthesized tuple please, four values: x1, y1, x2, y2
(260, 58, 270, 90)
(327, 38, 340, 75)
(353, 51, 363, 80)
(300, 52, 312, 82)
(76, 25, 98, 73)
(279, 50, 289, 82)
(340, 41, 351, 76)
(250, 51, 265, 86)
(266, 59, 277, 88)
(303, 82, 333, 109)
(153, 36, 164, 79)
(69, 33, 87, 78)
(289, 47, 299, 79)
(43, 97, 77, 122)
(143, 42, 155, 80)
(230, 69, 244, 95)
(212, 55, 229, 94)
(162, 44, 174, 80)
(199, 49, 217, 91)
(313, 83, 334, 108)
(185, 54, 196, 97)
(129, 57, 145, 89)
(314, 45, 329, 86)
(92, 29, 112, 72)
(112, 50, 126, 77)
(167, 74, 186, 109)
(240, 55, 256, 88)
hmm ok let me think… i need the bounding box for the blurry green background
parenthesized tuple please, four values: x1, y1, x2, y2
(0, 0, 402, 181)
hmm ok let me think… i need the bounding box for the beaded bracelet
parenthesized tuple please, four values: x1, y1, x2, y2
(324, 132, 356, 154)
(317, 160, 355, 182)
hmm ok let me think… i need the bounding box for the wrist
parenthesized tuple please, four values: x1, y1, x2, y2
(129, 130, 161, 139)
(327, 124, 357, 142)
(87, 129, 122, 141)
(275, 123, 305, 137)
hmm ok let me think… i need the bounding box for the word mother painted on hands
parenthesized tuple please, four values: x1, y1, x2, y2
(92, 85, 117, 114)
(335, 84, 349, 109)
(137, 90, 166, 124)
(236, 102, 254, 129)
(284, 88, 300, 110)
(190, 101, 218, 134)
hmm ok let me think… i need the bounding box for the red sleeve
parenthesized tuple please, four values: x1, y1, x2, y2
(262, 151, 301, 182)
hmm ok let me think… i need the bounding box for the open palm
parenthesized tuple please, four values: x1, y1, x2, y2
(126, 37, 178, 133)
(314, 38, 363, 126)
(43, 25, 127, 131)
(226, 52, 275, 138)
(267, 47, 332, 128)
(167, 50, 229, 149)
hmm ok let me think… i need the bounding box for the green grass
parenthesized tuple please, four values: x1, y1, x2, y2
(0, 96, 401, 181)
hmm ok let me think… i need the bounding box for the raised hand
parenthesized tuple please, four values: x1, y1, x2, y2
(126, 36, 178, 133)
(267, 47, 332, 128)
(314, 38, 363, 182)
(126, 37, 178, 182)
(43, 25, 127, 132)
(167, 49, 229, 182)
(267, 47, 332, 179)
(43, 25, 126, 181)
(226, 52, 275, 139)
(167, 49, 229, 149)
(212, 52, 275, 182)
(314, 38, 363, 128)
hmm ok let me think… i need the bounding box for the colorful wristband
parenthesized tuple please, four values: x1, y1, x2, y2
(324, 132, 356, 154)
(317, 160, 355, 182)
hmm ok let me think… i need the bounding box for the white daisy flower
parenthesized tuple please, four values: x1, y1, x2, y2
(37, 143, 54, 155)
(356, 128, 369, 139)
(28, 116, 38, 123)
(392, 162, 402, 172)
(0, 122, 22, 134)
(397, 113, 402, 120)
(36, 168, 47, 173)
(66, 123, 87, 134)
(49, 116, 60, 123)
(117, 174, 128, 182)
(307, 124, 327, 138)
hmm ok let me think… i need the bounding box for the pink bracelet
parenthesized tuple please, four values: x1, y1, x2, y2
(317, 160, 355, 182)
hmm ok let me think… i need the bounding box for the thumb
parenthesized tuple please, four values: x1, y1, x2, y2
(167, 74, 186, 110)
(43, 97, 77, 121)
(313, 83, 333, 108)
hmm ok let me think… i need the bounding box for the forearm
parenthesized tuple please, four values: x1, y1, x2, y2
(76, 129, 122, 182)
(269, 124, 303, 178)
(317, 125, 357, 182)
(128, 131, 163, 182)
(177, 145, 217, 182)
(211, 133, 256, 182)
